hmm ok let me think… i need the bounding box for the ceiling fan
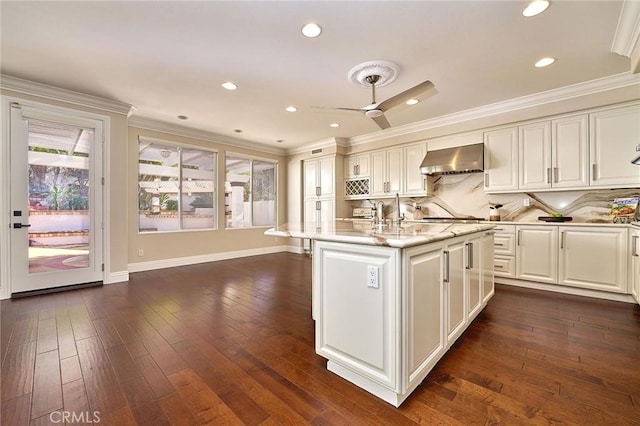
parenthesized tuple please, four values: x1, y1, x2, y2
(325, 74, 436, 129)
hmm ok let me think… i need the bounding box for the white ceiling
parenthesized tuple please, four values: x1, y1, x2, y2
(0, 1, 634, 150)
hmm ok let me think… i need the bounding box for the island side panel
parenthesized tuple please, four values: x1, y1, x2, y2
(314, 240, 401, 393)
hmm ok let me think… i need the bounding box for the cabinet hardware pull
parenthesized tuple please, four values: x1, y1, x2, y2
(484, 173, 489, 187)
(546, 168, 551, 184)
(494, 243, 505, 247)
(561, 231, 565, 249)
(443, 250, 450, 283)
(495, 264, 504, 269)
(316, 186, 321, 197)
(592, 164, 597, 181)
(423, 177, 426, 190)
(553, 167, 558, 183)
(517, 230, 521, 246)
(316, 201, 321, 211)
(466, 243, 474, 269)
(634, 235, 639, 257)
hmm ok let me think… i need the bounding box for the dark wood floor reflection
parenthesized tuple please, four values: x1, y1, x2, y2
(2, 252, 639, 425)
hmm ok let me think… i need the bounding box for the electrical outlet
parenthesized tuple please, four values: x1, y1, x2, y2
(138, 249, 144, 257)
(367, 265, 379, 288)
(523, 198, 531, 207)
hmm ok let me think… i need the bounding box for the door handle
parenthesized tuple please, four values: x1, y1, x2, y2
(592, 164, 598, 181)
(546, 168, 551, 184)
(484, 173, 489, 187)
(633, 235, 639, 257)
(466, 243, 473, 269)
(12, 223, 31, 229)
(443, 250, 450, 283)
(315, 186, 321, 196)
(553, 167, 558, 183)
(561, 231, 565, 249)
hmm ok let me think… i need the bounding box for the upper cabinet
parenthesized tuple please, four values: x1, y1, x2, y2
(590, 104, 640, 187)
(518, 115, 589, 190)
(304, 156, 335, 198)
(371, 147, 402, 197)
(485, 102, 640, 193)
(403, 142, 429, 196)
(484, 127, 519, 192)
(344, 153, 370, 179)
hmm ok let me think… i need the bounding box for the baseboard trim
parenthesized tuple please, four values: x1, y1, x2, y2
(495, 277, 636, 303)
(287, 245, 306, 254)
(105, 270, 130, 284)
(127, 245, 290, 273)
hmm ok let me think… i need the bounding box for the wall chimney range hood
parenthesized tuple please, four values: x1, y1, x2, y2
(420, 143, 484, 175)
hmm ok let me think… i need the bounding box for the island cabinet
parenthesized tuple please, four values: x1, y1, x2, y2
(629, 228, 640, 305)
(314, 230, 494, 407)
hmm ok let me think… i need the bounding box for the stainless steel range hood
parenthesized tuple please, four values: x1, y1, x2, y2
(420, 143, 484, 175)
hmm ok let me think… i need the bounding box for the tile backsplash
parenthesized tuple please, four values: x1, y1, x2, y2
(349, 173, 640, 223)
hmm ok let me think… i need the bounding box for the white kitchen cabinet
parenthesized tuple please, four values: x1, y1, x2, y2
(371, 148, 402, 197)
(403, 142, 429, 196)
(493, 224, 516, 278)
(630, 229, 640, 305)
(304, 156, 335, 198)
(466, 234, 483, 321)
(304, 198, 335, 225)
(590, 104, 640, 187)
(345, 153, 370, 179)
(315, 241, 401, 392)
(516, 225, 558, 284)
(481, 231, 495, 305)
(484, 127, 519, 192)
(558, 227, 628, 293)
(444, 239, 466, 346)
(518, 116, 588, 190)
(403, 241, 446, 392)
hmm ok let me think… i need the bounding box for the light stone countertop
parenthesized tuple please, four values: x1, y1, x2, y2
(264, 221, 496, 249)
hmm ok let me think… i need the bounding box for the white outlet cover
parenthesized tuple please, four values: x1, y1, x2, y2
(367, 265, 379, 288)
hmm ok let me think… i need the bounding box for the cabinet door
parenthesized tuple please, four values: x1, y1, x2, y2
(404, 243, 446, 391)
(318, 199, 335, 224)
(590, 104, 640, 187)
(484, 127, 519, 192)
(516, 226, 558, 284)
(370, 150, 387, 196)
(345, 156, 358, 179)
(387, 148, 403, 194)
(304, 199, 319, 223)
(319, 157, 335, 197)
(356, 153, 370, 177)
(519, 121, 551, 190)
(466, 236, 483, 320)
(303, 160, 319, 198)
(631, 231, 640, 305)
(445, 240, 466, 346)
(552, 114, 589, 188)
(403, 143, 427, 195)
(559, 227, 628, 293)
(481, 232, 495, 304)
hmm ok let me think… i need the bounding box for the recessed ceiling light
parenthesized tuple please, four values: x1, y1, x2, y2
(535, 57, 555, 68)
(177, 115, 189, 120)
(406, 99, 419, 106)
(329, 123, 340, 128)
(285, 106, 297, 112)
(222, 81, 237, 90)
(301, 23, 322, 38)
(523, 0, 550, 17)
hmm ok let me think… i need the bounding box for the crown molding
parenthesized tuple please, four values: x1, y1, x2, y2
(612, 0, 640, 57)
(129, 116, 286, 156)
(0, 74, 133, 116)
(348, 72, 640, 147)
(286, 137, 349, 156)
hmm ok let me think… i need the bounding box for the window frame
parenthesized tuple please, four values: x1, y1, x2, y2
(138, 136, 218, 234)
(224, 152, 278, 229)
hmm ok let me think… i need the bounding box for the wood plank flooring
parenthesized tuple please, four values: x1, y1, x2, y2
(2, 252, 639, 425)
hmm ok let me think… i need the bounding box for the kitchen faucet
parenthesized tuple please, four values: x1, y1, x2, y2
(394, 193, 405, 225)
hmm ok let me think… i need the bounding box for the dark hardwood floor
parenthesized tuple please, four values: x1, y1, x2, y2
(2, 252, 639, 425)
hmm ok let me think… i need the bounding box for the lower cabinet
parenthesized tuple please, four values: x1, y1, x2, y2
(558, 226, 628, 293)
(481, 231, 495, 305)
(630, 229, 640, 305)
(516, 225, 558, 284)
(314, 231, 495, 407)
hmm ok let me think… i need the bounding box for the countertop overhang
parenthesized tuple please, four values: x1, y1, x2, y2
(265, 221, 495, 249)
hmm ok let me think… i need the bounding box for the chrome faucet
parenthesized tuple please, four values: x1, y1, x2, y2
(394, 193, 405, 225)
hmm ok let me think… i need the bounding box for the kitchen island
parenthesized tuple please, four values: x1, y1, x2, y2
(265, 220, 495, 406)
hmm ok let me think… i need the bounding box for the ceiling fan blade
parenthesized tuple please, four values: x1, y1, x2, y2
(371, 114, 391, 130)
(311, 106, 364, 113)
(378, 80, 436, 112)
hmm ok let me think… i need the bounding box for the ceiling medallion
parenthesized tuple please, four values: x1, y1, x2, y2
(348, 60, 399, 88)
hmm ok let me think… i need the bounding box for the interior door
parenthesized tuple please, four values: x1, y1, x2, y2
(9, 103, 103, 295)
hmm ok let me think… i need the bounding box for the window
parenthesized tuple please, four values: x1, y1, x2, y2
(225, 154, 277, 228)
(138, 138, 216, 232)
